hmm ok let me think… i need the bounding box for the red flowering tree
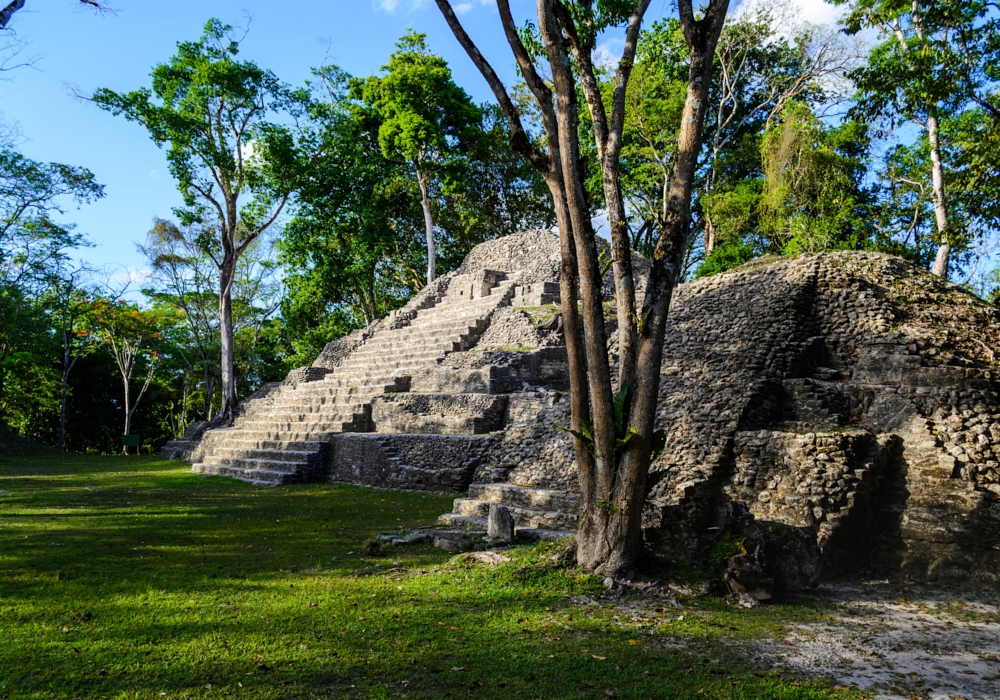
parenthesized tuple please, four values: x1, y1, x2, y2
(93, 301, 173, 451)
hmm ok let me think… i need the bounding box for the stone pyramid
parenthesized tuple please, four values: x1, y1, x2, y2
(165, 232, 1000, 583)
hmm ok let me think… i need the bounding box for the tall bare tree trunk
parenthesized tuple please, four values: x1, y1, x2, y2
(121, 370, 132, 453)
(575, 0, 730, 576)
(415, 165, 437, 284)
(435, 0, 727, 579)
(356, 284, 375, 325)
(59, 368, 69, 450)
(927, 109, 951, 279)
(218, 249, 238, 422)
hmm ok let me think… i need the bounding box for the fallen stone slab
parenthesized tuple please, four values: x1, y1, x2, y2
(433, 533, 472, 552)
(515, 527, 576, 543)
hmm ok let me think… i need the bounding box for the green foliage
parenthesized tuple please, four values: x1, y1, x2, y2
(834, 0, 1000, 274)
(358, 32, 481, 170)
(0, 149, 103, 287)
(759, 103, 873, 254)
(695, 243, 756, 278)
(92, 19, 296, 231)
(710, 533, 748, 568)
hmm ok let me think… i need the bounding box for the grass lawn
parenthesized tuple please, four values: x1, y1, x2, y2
(0, 453, 865, 699)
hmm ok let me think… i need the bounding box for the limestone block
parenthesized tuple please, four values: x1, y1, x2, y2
(487, 504, 515, 542)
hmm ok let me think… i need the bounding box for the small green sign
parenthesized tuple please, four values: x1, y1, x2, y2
(123, 435, 141, 447)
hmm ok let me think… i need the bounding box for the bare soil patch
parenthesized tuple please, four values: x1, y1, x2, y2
(757, 581, 1000, 699)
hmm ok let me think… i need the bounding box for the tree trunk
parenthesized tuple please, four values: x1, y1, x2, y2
(202, 367, 216, 420)
(415, 164, 436, 284)
(121, 370, 132, 454)
(575, 3, 730, 577)
(59, 367, 69, 451)
(218, 250, 238, 422)
(431, 0, 729, 580)
(537, 4, 619, 551)
(927, 110, 951, 279)
(356, 284, 375, 325)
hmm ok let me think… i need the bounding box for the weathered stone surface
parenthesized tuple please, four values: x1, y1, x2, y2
(164, 231, 1000, 587)
(487, 504, 515, 541)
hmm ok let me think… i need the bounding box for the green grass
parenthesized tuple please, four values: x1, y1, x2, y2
(0, 454, 865, 699)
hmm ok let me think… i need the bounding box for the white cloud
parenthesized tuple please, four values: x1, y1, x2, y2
(732, 0, 847, 29)
(792, 0, 845, 26)
(373, 0, 429, 13)
(595, 37, 625, 69)
(454, 0, 491, 15)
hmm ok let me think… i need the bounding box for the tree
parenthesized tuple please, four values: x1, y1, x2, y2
(93, 19, 298, 422)
(838, 0, 1000, 278)
(94, 301, 169, 449)
(701, 2, 860, 256)
(435, 0, 730, 577)
(140, 217, 284, 421)
(435, 104, 556, 263)
(43, 264, 102, 450)
(758, 102, 873, 254)
(0, 149, 103, 288)
(0, 0, 111, 29)
(0, 284, 58, 441)
(358, 32, 481, 285)
(280, 64, 422, 340)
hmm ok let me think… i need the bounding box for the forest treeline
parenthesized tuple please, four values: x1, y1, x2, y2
(1, 0, 998, 453)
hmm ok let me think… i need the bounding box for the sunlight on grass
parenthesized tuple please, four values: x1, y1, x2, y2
(0, 454, 863, 699)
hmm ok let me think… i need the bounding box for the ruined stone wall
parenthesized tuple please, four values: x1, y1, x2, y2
(631, 253, 1000, 582)
(471, 393, 576, 490)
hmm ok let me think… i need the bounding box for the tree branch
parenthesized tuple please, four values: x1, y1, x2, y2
(432, 0, 549, 171)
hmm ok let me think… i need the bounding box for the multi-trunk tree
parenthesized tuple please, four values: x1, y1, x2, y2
(93, 19, 299, 423)
(434, 0, 730, 576)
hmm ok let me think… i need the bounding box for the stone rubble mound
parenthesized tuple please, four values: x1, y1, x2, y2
(164, 232, 1000, 585)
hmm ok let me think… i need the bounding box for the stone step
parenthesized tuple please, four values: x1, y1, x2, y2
(437, 513, 486, 529)
(202, 455, 314, 473)
(220, 438, 326, 451)
(335, 358, 448, 373)
(436, 513, 574, 542)
(213, 447, 321, 462)
(219, 429, 337, 441)
(399, 315, 492, 333)
(250, 401, 369, 415)
(346, 330, 473, 352)
(236, 420, 354, 433)
(237, 410, 361, 424)
(418, 294, 509, 313)
(266, 397, 374, 410)
(347, 338, 463, 354)
(192, 462, 292, 486)
(468, 483, 580, 513)
(317, 377, 402, 391)
(371, 327, 475, 344)
(451, 498, 579, 531)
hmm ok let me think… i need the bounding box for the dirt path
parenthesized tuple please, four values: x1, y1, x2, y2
(757, 581, 1000, 700)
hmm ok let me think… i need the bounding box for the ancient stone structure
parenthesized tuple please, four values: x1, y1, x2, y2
(165, 231, 1000, 585)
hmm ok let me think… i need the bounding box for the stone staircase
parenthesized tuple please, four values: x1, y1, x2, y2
(439, 483, 579, 541)
(190, 272, 518, 485)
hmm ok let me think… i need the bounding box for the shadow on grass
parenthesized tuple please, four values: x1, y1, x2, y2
(0, 455, 861, 699)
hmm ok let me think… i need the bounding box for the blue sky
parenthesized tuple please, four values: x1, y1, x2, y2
(0, 0, 836, 278)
